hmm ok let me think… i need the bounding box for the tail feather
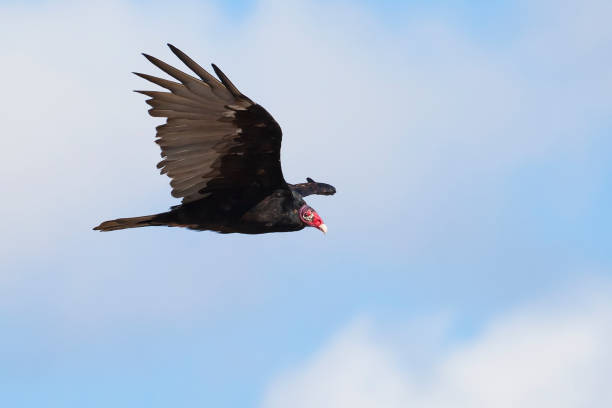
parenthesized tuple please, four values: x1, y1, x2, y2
(93, 213, 168, 232)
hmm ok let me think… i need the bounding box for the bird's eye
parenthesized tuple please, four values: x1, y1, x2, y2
(303, 211, 314, 222)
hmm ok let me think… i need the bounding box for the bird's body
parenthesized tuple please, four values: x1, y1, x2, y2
(94, 44, 335, 234)
(99, 189, 306, 234)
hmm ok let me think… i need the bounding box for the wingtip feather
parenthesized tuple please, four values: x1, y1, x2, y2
(211, 63, 244, 99)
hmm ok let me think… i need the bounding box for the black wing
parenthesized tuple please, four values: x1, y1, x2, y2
(135, 44, 286, 205)
(289, 178, 336, 197)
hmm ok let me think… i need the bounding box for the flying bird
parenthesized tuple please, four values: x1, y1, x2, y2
(94, 44, 335, 234)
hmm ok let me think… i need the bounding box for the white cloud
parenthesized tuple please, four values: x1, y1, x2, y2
(1, 0, 611, 327)
(261, 283, 612, 408)
(1, 0, 610, 247)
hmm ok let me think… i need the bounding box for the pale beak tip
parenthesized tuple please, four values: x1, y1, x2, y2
(319, 224, 328, 234)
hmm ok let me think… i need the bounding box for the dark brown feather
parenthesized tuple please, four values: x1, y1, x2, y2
(290, 178, 337, 197)
(135, 44, 286, 205)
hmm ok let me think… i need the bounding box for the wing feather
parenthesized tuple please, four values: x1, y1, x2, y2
(137, 45, 285, 204)
(289, 178, 337, 197)
(167, 44, 234, 101)
(212, 63, 246, 100)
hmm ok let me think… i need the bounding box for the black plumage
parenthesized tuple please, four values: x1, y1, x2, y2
(94, 44, 335, 234)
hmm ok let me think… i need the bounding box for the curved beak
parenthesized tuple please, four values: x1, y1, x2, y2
(318, 224, 328, 234)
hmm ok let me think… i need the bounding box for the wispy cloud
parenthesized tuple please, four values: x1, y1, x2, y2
(1, 0, 610, 329)
(262, 281, 612, 408)
(1, 1, 611, 407)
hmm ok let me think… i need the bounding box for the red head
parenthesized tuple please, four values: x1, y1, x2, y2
(299, 205, 327, 234)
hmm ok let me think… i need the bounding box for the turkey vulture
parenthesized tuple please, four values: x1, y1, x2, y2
(94, 44, 335, 234)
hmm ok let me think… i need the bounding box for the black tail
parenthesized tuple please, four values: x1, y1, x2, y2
(93, 212, 171, 232)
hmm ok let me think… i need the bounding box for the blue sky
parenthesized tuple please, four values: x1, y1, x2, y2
(1, 0, 612, 407)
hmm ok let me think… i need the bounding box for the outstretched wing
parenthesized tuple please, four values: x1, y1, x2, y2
(289, 177, 336, 197)
(135, 44, 286, 205)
